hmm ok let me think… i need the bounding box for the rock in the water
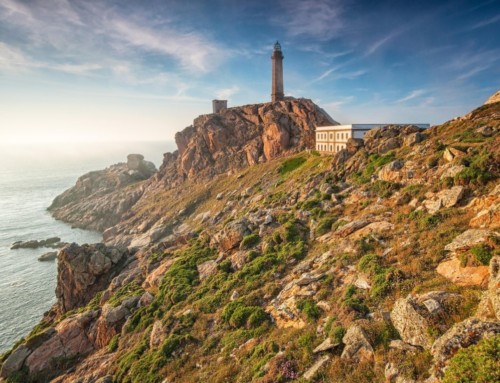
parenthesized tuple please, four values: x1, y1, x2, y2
(341, 324, 374, 362)
(38, 251, 58, 262)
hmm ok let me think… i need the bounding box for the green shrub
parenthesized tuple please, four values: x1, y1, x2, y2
(367, 180, 401, 198)
(241, 234, 260, 249)
(222, 300, 268, 329)
(352, 152, 396, 184)
(108, 334, 120, 353)
(470, 244, 493, 266)
(296, 299, 321, 321)
(316, 216, 337, 236)
(330, 326, 346, 344)
(443, 335, 500, 383)
(454, 149, 495, 186)
(279, 156, 307, 175)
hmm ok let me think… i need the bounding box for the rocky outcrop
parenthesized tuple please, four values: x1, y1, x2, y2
(56, 243, 131, 313)
(476, 256, 500, 321)
(484, 90, 500, 105)
(158, 98, 335, 183)
(430, 318, 500, 374)
(48, 155, 156, 231)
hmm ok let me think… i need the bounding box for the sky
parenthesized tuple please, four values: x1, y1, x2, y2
(0, 0, 499, 144)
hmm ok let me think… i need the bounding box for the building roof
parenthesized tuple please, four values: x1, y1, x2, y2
(316, 123, 430, 131)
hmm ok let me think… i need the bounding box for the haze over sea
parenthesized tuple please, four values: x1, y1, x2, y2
(0, 141, 174, 353)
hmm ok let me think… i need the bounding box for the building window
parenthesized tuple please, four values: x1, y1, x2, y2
(336, 145, 339, 151)
(329, 144, 333, 152)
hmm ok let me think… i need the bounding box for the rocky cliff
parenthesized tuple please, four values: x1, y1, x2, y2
(48, 154, 156, 231)
(1, 95, 499, 383)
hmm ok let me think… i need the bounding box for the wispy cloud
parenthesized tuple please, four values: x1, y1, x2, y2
(467, 13, 500, 30)
(0, 0, 227, 77)
(396, 89, 426, 103)
(275, 0, 344, 41)
(365, 28, 406, 56)
(325, 96, 355, 109)
(215, 85, 240, 99)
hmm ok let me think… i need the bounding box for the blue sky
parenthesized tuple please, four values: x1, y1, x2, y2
(0, 0, 499, 143)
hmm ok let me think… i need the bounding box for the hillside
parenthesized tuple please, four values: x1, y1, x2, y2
(1, 97, 499, 383)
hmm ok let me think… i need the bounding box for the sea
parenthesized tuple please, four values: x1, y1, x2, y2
(0, 141, 174, 353)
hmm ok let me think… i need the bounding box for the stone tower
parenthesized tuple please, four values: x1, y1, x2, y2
(271, 41, 284, 102)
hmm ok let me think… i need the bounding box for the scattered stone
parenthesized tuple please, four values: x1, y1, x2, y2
(443, 147, 465, 162)
(390, 295, 433, 349)
(444, 229, 497, 252)
(230, 291, 239, 301)
(303, 355, 330, 380)
(389, 340, 419, 353)
(431, 318, 500, 373)
(341, 324, 374, 362)
(313, 337, 340, 353)
(476, 256, 500, 321)
(216, 192, 224, 200)
(197, 260, 218, 281)
(150, 320, 166, 348)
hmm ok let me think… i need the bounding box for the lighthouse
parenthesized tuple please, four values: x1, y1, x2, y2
(271, 41, 284, 102)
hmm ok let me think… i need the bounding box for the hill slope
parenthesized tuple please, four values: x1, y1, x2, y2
(1, 98, 499, 383)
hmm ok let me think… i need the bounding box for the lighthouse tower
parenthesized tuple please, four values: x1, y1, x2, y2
(271, 41, 284, 102)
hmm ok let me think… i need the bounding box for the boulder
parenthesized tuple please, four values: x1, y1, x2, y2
(444, 229, 497, 252)
(436, 257, 489, 286)
(38, 251, 58, 262)
(341, 324, 374, 362)
(150, 320, 166, 348)
(476, 256, 500, 320)
(335, 219, 370, 237)
(390, 295, 433, 349)
(211, 218, 251, 252)
(430, 318, 500, 373)
(436, 186, 464, 208)
(55, 243, 130, 313)
(0, 345, 31, 378)
(197, 260, 218, 281)
(443, 147, 465, 162)
(25, 311, 98, 374)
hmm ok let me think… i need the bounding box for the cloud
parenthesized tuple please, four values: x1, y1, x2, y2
(0, 0, 227, 76)
(215, 85, 240, 99)
(468, 13, 500, 30)
(275, 0, 344, 41)
(396, 89, 426, 103)
(365, 28, 406, 56)
(324, 96, 355, 109)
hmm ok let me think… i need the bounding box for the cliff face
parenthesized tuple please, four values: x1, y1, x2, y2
(172, 98, 336, 180)
(48, 154, 156, 231)
(2, 95, 499, 383)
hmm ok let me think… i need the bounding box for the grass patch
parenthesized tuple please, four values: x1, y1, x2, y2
(278, 156, 307, 175)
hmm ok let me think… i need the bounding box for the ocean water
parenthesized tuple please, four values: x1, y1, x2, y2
(0, 141, 173, 353)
